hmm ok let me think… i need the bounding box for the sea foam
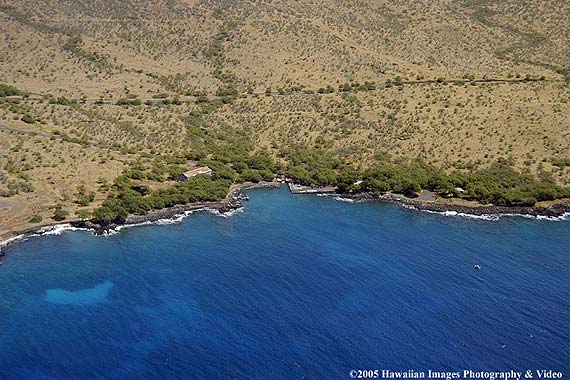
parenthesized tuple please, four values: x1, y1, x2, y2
(39, 224, 91, 235)
(406, 205, 570, 222)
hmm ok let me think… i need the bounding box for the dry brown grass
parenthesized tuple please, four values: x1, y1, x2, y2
(0, 0, 569, 235)
(2, 0, 568, 96)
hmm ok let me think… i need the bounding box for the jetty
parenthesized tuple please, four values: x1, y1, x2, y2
(287, 182, 337, 195)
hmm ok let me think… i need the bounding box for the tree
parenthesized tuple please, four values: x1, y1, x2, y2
(21, 114, 36, 124)
(240, 169, 262, 182)
(28, 215, 42, 223)
(52, 206, 69, 221)
(0, 84, 22, 97)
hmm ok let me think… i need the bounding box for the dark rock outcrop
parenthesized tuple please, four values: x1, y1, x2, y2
(340, 192, 570, 217)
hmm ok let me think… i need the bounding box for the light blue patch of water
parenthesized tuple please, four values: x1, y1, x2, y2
(45, 280, 114, 305)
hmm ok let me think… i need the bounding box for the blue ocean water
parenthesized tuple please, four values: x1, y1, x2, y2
(1, 186, 569, 379)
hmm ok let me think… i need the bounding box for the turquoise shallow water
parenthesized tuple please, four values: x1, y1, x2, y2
(0, 186, 569, 379)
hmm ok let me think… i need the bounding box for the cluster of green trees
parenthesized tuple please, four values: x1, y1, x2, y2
(185, 100, 278, 182)
(292, 150, 569, 206)
(317, 85, 335, 94)
(91, 173, 231, 225)
(0, 84, 23, 97)
(116, 98, 142, 106)
(89, 99, 570, 225)
(75, 184, 96, 206)
(123, 161, 186, 183)
(458, 161, 569, 206)
(0, 179, 34, 197)
(282, 146, 349, 186)
(52, 205, 69, 221)
(354, 158, 546, 206)
(144, 98, 181, 106)
(0, 159, 34, 197)
(21, 114, 39, 124)
(48, 96, 77, 105)
(340, 158, 439, 196)
(91, 101, 279, 225)
(339, 81, 377, 92)
(91, 97, 285, 224)
(278, 147, 570, 206)
(215, 85, 240, 101)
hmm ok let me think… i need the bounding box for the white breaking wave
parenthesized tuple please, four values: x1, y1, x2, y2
(334, 196, 356, 203)
(406, 205, 570, 222)
(100, 228, 121, 236)
(529, 213, 569, 222)
(1, 208, 228, 251)
(116, 209, 208, 231)
(0, 224, 91, 253)
(421, 209, 500, 221)
(154, 209, 202, 225)
(113, 207, 240, 231)
(39, 224, 91, 235)
(0, 233, 29, 253)
(208, 207, 244, 218)
(154, 217, 184, 225)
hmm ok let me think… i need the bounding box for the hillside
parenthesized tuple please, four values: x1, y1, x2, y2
(2, 0, 569, 95)
(1, 0, 569, 235)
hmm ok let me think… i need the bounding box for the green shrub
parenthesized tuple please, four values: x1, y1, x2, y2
(551, 157, 570, 168)
(116, 98, 141, 106)
(52, 206, 69, 221)
(0, 84, 22, 97)
(239, 169, 263, 182)
(28, 215, 42, 223)
(75, 209, 91, 219)
(21, 114, 36, 124)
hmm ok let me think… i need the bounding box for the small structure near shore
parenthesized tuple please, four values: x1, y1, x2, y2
(417, 190, 436, 202)
(176, 166, 212, 181)
(287, 182, 336, 194)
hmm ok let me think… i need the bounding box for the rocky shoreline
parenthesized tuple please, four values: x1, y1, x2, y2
(0, 222, 66, 261)
(340, 192, 570, 217)
(2, 181, 569, 259)
(0, 181, 283, 258)
(68, 202, 222, 236)
(69, 181, 282, 235)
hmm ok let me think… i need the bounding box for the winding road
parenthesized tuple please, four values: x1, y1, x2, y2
(2, 78, 555, 106)
(0, 123, 52, 137)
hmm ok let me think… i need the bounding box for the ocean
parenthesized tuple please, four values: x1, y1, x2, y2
(1, 186, 569, 379)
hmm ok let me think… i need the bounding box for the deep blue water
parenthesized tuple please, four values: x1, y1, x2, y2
(1, 186, 569, 379)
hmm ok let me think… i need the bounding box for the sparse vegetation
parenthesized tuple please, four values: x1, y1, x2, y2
(28, 214, 42, 223)
(0, 0, 569, 232)
(75, 184, 96, 206)
(52, 205, 69, 221)
(0, 84, 24, 97)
